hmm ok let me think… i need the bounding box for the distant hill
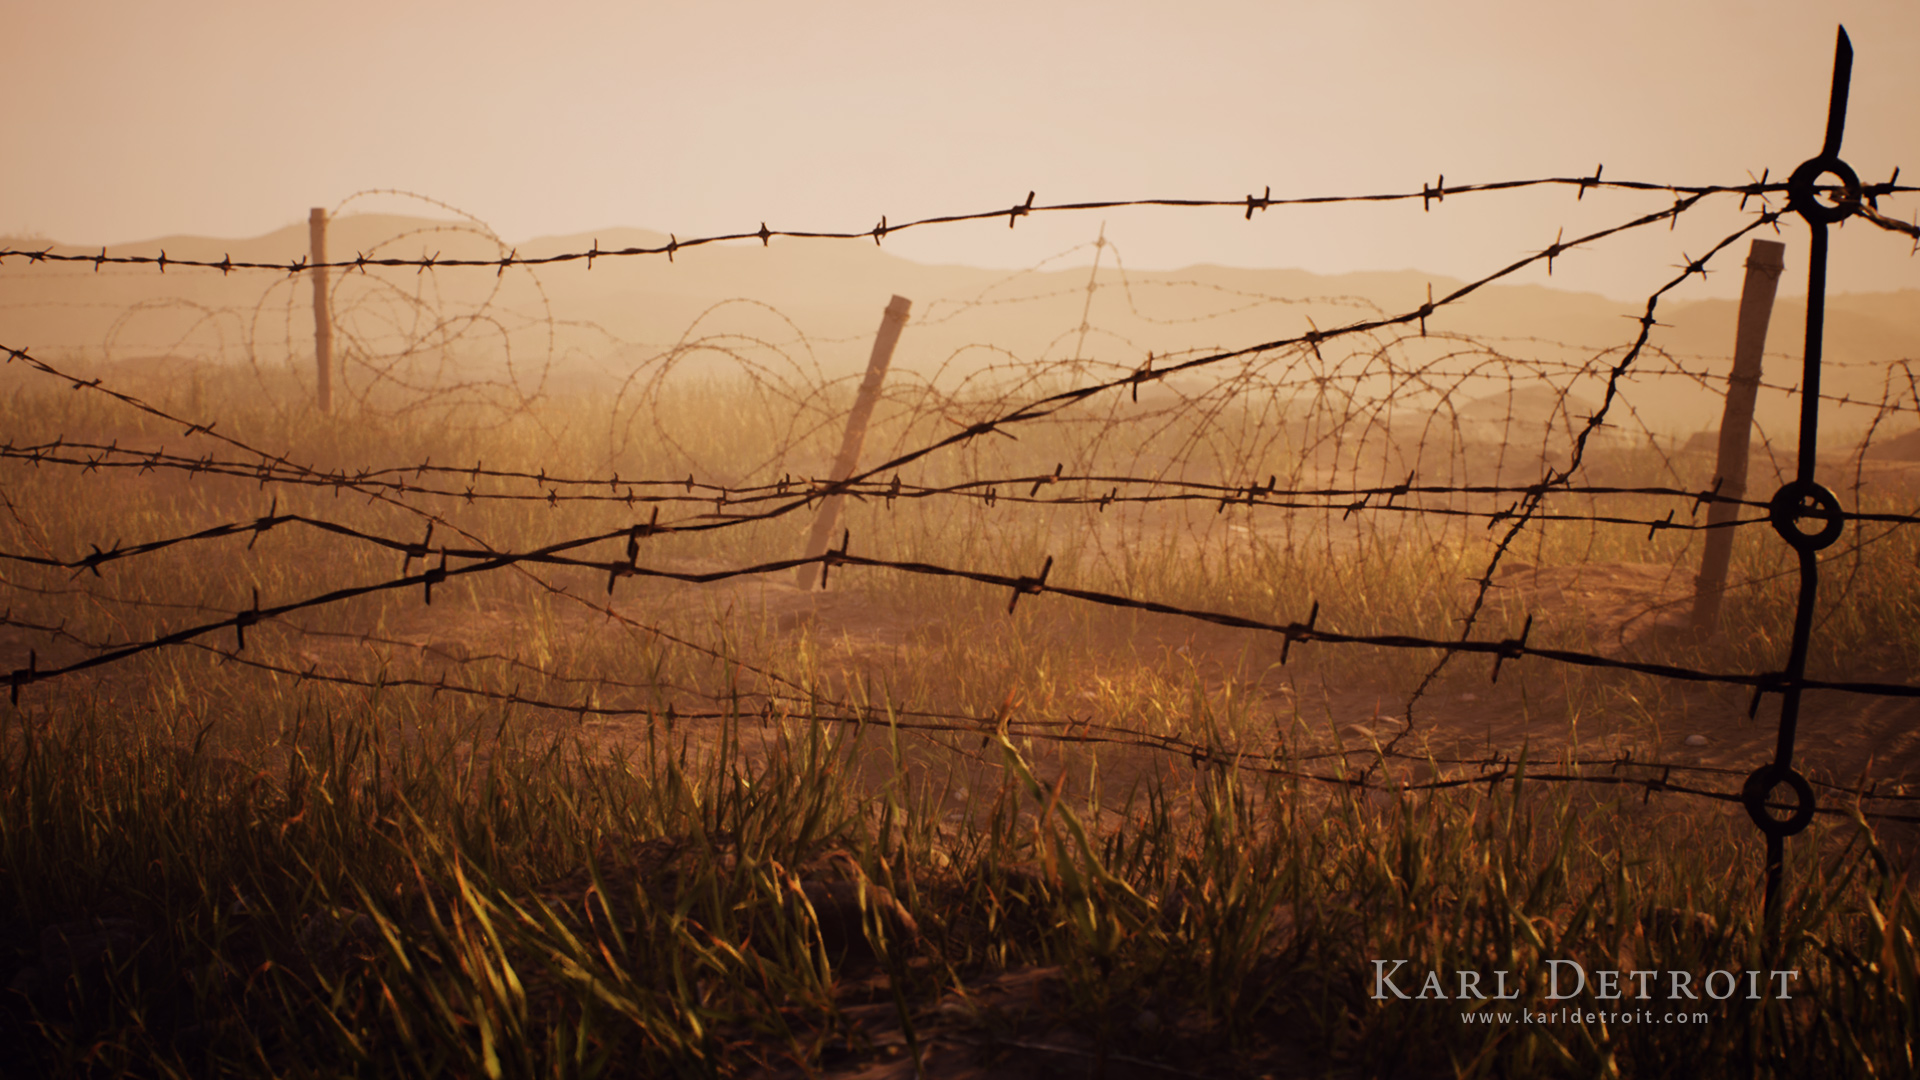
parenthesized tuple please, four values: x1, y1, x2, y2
(3, 215, 1916, 442)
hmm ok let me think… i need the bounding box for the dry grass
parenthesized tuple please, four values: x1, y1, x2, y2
(1, 363, 1917, 1078)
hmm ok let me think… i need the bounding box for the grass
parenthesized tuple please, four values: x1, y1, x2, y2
(1, 355, 1917, 1077)
(5, 690, 1917, 1078)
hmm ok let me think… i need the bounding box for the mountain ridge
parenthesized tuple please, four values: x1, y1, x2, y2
(4, 215, 1915, 440)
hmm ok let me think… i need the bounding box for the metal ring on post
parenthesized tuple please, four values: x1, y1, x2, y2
(1787, 156, 1862, 225)
(1768, 479, 1845, 552)
(1741, 763, 1817, 838)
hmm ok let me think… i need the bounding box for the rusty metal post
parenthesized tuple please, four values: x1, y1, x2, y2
(797, 295, 912, 589)
(309, 208, 334, 413)
(1691, 239, 1787, 631)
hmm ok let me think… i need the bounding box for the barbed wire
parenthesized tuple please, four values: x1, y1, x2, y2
(19, 621, 1916, 827)
(11, 589, 1917, 829)
(14, 453, 1920, 566)
(8, 514, 1920, 706)
(5, 191, 1917, 687)
(1388, 205, 1822, 743)
(5, 162, 1920, 867)
(0, 187, 1745, 512)
(2, 173, 1912, 276)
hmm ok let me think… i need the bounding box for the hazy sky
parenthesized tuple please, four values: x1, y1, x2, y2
(4, 0, 1917, 301)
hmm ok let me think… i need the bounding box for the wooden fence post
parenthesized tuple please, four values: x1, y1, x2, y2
(796, 294, 912, 590)
(309, 208, 334, 414)
(1692, 238, 1787, 631)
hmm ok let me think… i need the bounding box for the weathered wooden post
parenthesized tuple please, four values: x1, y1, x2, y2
(1691, 238, 1787, 631)
(796, 294, 912, 590)
(309, 207, 334, 413)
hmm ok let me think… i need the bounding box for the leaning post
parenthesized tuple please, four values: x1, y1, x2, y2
(309, 207, 334, 414)
(797, 295, 912, 589)
(1691, 238, 1787, 631)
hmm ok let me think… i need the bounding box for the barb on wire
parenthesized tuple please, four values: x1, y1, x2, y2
(7, 174, 1908, 275)
(7, 153, 1920, 883)
(122, 636, 1920, 828)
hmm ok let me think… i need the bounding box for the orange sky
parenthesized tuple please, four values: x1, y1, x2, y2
(3, 0, 1916, 302)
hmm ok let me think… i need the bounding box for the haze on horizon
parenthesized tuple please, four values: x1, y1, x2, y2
(3, 0, 1917, 304)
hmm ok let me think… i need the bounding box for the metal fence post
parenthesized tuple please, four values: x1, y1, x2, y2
(309, 208, 334, 414)
(1691, 238, 1786, 631)
(1747, 24, 1862, 931)
(797, 294, 912, 590)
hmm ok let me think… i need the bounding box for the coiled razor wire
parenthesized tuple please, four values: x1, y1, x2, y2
(0, 25, 1915, 930)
